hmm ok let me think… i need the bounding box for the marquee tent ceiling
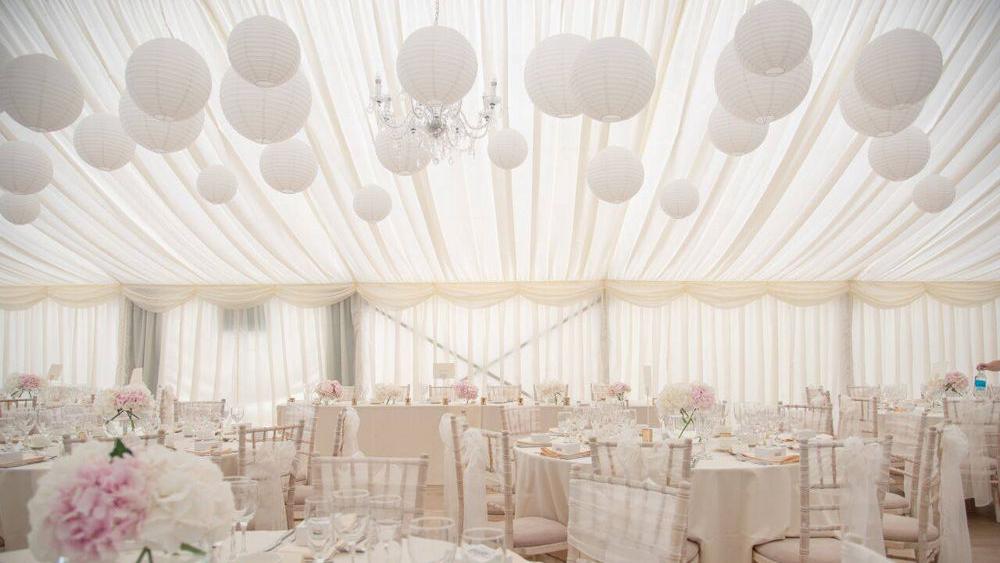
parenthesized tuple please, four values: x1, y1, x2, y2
(0, 0, 998, 286)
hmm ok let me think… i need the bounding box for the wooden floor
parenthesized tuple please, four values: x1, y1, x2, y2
(424, 486, 1000, 562)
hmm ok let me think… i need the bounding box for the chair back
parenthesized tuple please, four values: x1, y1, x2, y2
(236, 420, 304, 529)
(500, 405, 541, 435)
(882, 410, 929, 507)
(943, 397, 1000, 424)
(0, 396, 37, 415)
(780, 403, 834, 435)
(838, 395, 879, 437)
(281, 402, 320, 482)
(175, 399, 226, 423)
(485, 385, 521, 403)
(534, 383, 569, 404)
(427, 385, 455, 404)
(62, 429, 166, 454)
(567, 465, 692, 562)
(805, 386, 832, 406)
(847, 385, 880, 399)
(590, 383, 612, 402)
(338, 386, 356, 402)
(588, 438, 692, 486)
(481, 429, 516, 549)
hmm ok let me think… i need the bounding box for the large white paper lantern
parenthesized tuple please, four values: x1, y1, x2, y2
(571, 37, 655, 122)
(197, 165, 238, 204)
(868, 127, 930, 181)
(73, 113, 135, 171)
(839, 77, 922, 137)
(524, 34, 588, 118)
(220, 69, 311, 144)
(912, 175, 954, 213)
(734, 0, 812, 76)
(126, 38, 212, 121)
(0, 193, 40, 225)
(397, 26, 478, 106)
(708, 106, 769, 156)
(586, 146, 644, 203)
(0, 54, 84, 132)
(715, 43, 812, 124)
(260, 139, 317, 193)
(353, 184, 392, 223)
(487, 128, 528, 170)
(227, 15, 300, 87)
(0, 141, 52, 195)
(855, 29, 942, 110)
(659, 179, 700, 219)
(119, 96, 204, 153)
(374, 129, 431, 176)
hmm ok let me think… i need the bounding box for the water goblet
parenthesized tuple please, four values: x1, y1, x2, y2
(226, 477, 258, 556)
(331, 489, 370, 559)
(305, 497, 334, 562)
(407, 517, 457, 563)
(230, 406, 245, 426)
(461, 527, 505, 563)
(370, 494, 403, 562)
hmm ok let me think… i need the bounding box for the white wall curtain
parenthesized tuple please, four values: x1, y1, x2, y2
(608, 295, 847, 405)
(852, 296, 1000, 395)
(355, 295, 603, 401)
(0, 298, 120, 389)
(158, 298, 332, 424)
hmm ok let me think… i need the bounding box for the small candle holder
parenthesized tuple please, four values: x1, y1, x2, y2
(517, 397, 524, 406)
(563, 396, 570, 406)
(406, 396, 412, 406)
(480, 397, 487, 405)
(351, 397, 357, 406)
(441, 397, 449, 405)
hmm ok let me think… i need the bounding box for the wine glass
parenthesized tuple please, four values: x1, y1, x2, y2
(230, 406, 245, 426)
(407, 517, 457, 563)
(226, 478, 258, 556)
(557, 411, 572, 434)
(370, 494, 403, 561)
(305, 497, 334, 562)
(461, 527, 505, 563)
(13, 410, 36, 448)
(331, 489, 370, 559)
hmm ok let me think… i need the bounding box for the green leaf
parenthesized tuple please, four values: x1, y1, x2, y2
(179, 543, 206, 556)
(109, 438, 133, 459)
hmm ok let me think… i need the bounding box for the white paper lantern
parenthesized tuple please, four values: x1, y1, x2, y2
(715, 43, 812, 124)
(524, 34, 588, 118)
(659, 179, 700, 219)
(912, 174, 954, 213)
(0, 54, 84, 132)
(260, 139, 317, 193)
(0, 193, 40, 225)
(119, 96, 204, 153)
(571, 37, 655, 122)
(487, 129, 528, 170)
(126, 38, 212, 121)
(227, 15, 300, 88)
(220, 69, 311, 144)
(839, 76, 922, 137)
(396, 26, 478, 106)
(734, 0, 812, 76)
(197, 165, 238, 204)
(353, 184, 392, 223)
(0, 141, 52, 195)
(73, 113, 135, 171)
(374, 129, 431, 176)
(708, 105, 769, 156)
(855, 29, 942, 110)
(586, 146, 644, 204)
(868, 127, 930, 181)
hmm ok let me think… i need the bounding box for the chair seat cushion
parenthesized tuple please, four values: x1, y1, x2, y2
(882, 513, 940, 542)
(754, 537, 842, 563)
(684, 539, 700, 562)
(294, 484, 313, 503)
(883, 491, 910, 511)
(511, 516, 567, 548)
(487, 492, 509, 515)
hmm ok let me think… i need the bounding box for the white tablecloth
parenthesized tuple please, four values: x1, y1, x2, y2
(514, 446, 800, 563)
(0, 459, 52, 550)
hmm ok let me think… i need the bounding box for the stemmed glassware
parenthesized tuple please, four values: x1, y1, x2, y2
(370, 494, 403, 562)
(304, 497, 334, 563)
(331, 489, 370, 560)
(225, 477, 259, 557)
(407, 516, 457, 563)
(461, 527, 505, 563)
(230, 405, 245, 428)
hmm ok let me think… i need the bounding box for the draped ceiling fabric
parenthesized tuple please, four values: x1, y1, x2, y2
(0, 0, 997, 286)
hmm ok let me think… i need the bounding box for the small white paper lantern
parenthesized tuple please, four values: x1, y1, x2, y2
(715, 43, 812, 124)
(839, 77, 922, 138)
(227, 15, 301, 88)
(119, 96, 204, 153)
(524, 34, 588, 118)
(659, 179, 700, 219)
(396, 26, 478, 106)
(126, 38, 212, 121)
(868, 127, 930, 181)
(0, 193, 40, 225)
(73, 113, 135, 171)
(0, 141, 52, 195)
(0, 54, 84, 132)
(708, 105, 769, 156)
(571, 37, 656, 122)
(374, 129, 431, 176)
(353, 184, 392, 223)
(855, 29, 942, 110)
(260, 139, 317, 193)
(220, 69, 311, 144)
(912, 174, 954, 213)
(487, 128, 528, 170)
(197, 165, 238, 204)
(586, 146, 644, 204)
(734, 0, 812, 76)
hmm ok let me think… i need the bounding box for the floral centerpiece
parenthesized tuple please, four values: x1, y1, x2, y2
(942, 371, 969, 395)
(314, 379, 343, 404)
(657, 382, 716, 438)
(609, 382, 631, 404)
(96, 384, 154, 433)
(6, 372, 45, 399)
(28, 439, 235, 563)
(536, 380, 566, 404)
(453, 380, 478, 403)
(373, 383, 405, 405)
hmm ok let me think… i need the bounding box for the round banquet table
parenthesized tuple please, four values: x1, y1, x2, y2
(514, 445, 802, 563)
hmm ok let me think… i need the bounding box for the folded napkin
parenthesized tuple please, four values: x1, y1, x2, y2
(516, 438, 551, 447)
(0, 454, 49, 468)
(737, 452, 800, 465)
(540, 447, 591, 460)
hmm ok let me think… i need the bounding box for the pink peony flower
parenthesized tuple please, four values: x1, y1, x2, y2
(453, 380, 479, 401)
(689, 383, 716, 411)
(315, 379, 344, 399)
(609, 382, 631, 396)
(944, 371, 968, 392)
(19, 374, 43, 389)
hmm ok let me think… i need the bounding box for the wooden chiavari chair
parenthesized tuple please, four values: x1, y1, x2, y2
(838, 395, 879, 438)
(588, 437, 693, 487)
(485, 384, 521, 403)
(882, 426, 943, 562)
(500, 405, 542, 436)
(881, 410, 930, 515)
(779, 403, 835, 435)
(847, 385, 880, 399)
(236, 420, 304, 529)
(943, 399, 1000, 522)
(805, 386, 831, 406)
(590, 383, 612, 402)
(174, 399, 226, 423)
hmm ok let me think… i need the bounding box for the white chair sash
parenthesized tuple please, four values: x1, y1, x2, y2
(159, 386, 176, 429)
(244, 441, 296, 530)
(438, 416, 487, 531)
(839, 437, 885, 558)
(940, 425, 973, 563)
(956, 404, 993, 506)
(342, 407, 362, 457)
